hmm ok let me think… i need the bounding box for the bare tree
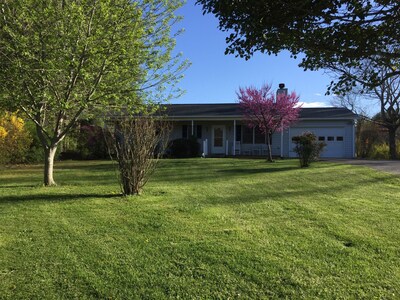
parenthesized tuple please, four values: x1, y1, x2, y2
(330, 89, 367, 117)
(328, 59, 400, 159)
(104, 112, 170, 196)
(370, 74, 400, 159)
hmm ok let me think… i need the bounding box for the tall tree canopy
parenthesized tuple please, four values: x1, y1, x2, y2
(0, 0, 186, 185)
(197, 0, 399, 92)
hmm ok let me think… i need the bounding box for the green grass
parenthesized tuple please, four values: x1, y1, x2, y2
(0, 159, 400, 299)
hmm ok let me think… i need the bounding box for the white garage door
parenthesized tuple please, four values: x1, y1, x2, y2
(289, 127, 346, 158)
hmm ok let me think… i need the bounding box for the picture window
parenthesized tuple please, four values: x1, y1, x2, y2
(182, 125, 188, 139)
(243, 126, 253, 144)
(196, 125, 202, 139)
(235, 125, 242, 142)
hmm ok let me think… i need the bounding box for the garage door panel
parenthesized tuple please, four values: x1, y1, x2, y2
(289, 127, 345, 158)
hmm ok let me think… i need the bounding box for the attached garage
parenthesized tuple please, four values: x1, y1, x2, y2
(288, 127, 346, 158)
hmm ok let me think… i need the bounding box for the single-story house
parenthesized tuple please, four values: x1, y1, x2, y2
(164, 103, 358, 158)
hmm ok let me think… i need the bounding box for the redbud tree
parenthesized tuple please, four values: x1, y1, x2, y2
(238, 83, 301, 162)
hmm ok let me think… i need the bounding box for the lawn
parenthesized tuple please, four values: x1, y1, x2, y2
(0, 158, 399, 299)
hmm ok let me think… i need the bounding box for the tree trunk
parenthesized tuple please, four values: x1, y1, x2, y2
(44, 146, 58, 186)
(266, 133, 273, 162)
(388, 127, 397, 160)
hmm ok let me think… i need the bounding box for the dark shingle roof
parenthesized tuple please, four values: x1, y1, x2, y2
(164, 104, 357, 119)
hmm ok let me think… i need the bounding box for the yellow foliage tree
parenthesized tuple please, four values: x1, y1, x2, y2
(0, 112, 32, 164)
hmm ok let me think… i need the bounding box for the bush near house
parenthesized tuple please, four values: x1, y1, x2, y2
(356, 116, 400, 160)
(167, 137, 201, 158)
(59, 121, 108, 160)
(370, 143, 400, 159)
(76, 123, 108, 160)
(292, 132, 325, 167)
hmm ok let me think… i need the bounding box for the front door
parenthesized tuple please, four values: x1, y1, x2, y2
(212, 125, 226, 154)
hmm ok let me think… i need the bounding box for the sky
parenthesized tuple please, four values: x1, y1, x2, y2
(170, 1, 336, 107)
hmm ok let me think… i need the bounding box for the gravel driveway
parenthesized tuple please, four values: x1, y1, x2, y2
(325, 159, 400, 175)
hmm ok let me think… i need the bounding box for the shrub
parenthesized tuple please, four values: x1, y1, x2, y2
(370, 143, 400, 160)
(168, 137, 201, 158)
(0, 112, 32, 164)
(57, 121, 108, 161)
(77, 124, 108, 160)
(104, 117, 170, 195)
(292, 132, 325, 167)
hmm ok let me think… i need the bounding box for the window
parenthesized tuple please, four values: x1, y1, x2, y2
(318, 136, 325, 141)
(196, 125, 202, 139)
(336, 136, 344, 141)
(235, 125, 242, 142)
(255, 126, 266, 144)
(243, 126, 253, 144)
(327, 136, 334, 141)
(182, 125, 188, 139)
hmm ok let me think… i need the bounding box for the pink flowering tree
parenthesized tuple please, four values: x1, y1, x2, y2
(238, 83, 301, 162)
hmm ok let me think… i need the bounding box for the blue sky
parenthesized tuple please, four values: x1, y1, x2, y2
(171, 1, 335, 107)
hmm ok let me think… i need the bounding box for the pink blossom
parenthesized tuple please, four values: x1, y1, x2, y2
(238, 83, 301, 134)
(237, 83, 301, 161)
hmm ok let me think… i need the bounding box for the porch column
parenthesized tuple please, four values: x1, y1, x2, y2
(352, 120, 356, 158)
(288, 127, 291, 157)
(233, 120, 236, 156)
(191, 120, 194, 136)
(280, 130, 284, 158)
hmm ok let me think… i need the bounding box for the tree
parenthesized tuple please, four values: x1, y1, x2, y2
(197, 0, 399, 91)
(330, 63, 400, 159)
(330, 89, 367, 117)
(104, 110, 170, 195)
(238, 83, 300, 162)
(0, 0, 186, 185)
(370, 75, 400, 159)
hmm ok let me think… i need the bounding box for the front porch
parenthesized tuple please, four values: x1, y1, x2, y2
(170, 120, 283, 157)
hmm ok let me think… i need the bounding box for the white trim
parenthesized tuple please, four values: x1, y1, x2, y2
(288, 127, 291, 158)
(233, 120, 236, 156)
(352, 121, 356, 158)
(203, 139, 208, 156)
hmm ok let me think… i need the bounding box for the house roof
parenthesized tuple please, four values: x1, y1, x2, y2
(164, 104, 357, 120)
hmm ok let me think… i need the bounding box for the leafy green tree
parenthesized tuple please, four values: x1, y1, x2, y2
(0, 0, 186, 185)
(197, 0, 399, 92)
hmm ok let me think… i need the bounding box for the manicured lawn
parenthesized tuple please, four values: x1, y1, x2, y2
(0, 159, 399, 299)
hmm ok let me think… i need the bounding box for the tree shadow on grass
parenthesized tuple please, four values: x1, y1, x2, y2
(0, 193, 122, 204)
(0, 185, 39, 189)
(55, 160, 113, 171)
(217, 166, 298, 175)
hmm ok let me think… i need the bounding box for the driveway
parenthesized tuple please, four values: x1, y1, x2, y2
(325, 159, 400, 175)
